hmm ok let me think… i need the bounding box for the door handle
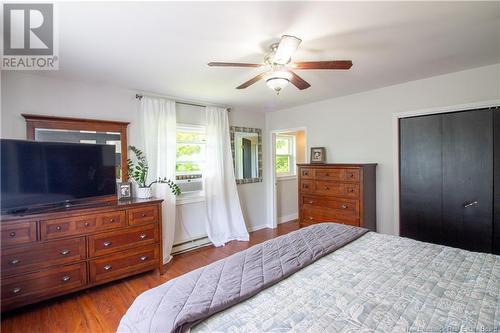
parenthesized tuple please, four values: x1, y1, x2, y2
(464, 201, 478, 208)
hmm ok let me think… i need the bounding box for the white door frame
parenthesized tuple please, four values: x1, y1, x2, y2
(392, 99, 500, 236)
(267, 126, 308, 229)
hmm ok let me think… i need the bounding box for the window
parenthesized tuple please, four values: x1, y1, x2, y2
(275, 134, 296, 177)
(176, 125, 206, 194)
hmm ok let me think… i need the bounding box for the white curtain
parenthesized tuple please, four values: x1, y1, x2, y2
(204, 106, 249, 246)
(140, 97, 176, 263)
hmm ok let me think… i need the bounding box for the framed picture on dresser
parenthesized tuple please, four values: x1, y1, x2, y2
(117, 181, 132, 200)
(310, 147, 326, 164)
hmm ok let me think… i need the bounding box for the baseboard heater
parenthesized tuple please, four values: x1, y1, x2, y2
(172, 236, 211, 255)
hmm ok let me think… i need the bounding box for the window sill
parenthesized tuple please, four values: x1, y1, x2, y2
(276, 175, 297, 181)
(176, 193, 205, 205)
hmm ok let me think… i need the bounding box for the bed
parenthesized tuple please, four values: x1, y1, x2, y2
(118, 223, 499, 333)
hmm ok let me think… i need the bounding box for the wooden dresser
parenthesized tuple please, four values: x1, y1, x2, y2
(0, 198, 163, 311)
(298, 164, 376, 230)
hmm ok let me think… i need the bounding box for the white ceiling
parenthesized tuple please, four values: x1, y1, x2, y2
(37, 1, 499, 111)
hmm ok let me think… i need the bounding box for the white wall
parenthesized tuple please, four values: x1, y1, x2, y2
(228, 108, 268, 231)
(266, 64, 500, 235)
(275, 130, 306, 223)
(0, 72, 269, 245)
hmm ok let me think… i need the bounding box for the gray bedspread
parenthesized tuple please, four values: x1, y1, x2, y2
(117, 223, 368, 333)
(193, 232, 500, 332)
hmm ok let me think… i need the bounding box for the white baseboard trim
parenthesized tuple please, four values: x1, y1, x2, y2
(247, 224, 271, 232)
(278, 213, 298, 224)
(166, 224, 275, 261)
(171, 236, 211, 255)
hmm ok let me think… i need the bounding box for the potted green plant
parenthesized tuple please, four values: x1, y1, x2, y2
(127, 145, 181, 199)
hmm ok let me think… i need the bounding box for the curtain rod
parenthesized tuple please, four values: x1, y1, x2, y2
(135, 94, 231, 112)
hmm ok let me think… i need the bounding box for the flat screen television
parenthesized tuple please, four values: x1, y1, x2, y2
(1, 139, 116, 214)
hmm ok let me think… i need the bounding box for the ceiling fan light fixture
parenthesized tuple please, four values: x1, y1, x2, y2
(265, 70, 292, 93)
(266, 77, 289, 94)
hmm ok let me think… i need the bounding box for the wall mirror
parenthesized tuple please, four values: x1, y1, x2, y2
(230, 126, 262, 184)
(23, 114, 129, 181)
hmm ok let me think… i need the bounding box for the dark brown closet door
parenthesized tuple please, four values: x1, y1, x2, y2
(442, 109, 493, 252)
(400, 114, 443, 244)
(494, 108, 500, 255)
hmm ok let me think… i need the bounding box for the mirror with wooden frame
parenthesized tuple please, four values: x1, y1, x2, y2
(22, 114, 129, 181)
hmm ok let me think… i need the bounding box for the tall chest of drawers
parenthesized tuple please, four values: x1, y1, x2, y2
(298, 164, 377, 230)
(0, 198, 163, 311)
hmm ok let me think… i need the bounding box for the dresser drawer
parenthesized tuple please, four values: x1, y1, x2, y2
(89, 245, 159, 284)
(2, 237, 86, 276)
(345, 169, 360, 182)
(1, 222, 37, 247)
(314, 181, 345, 196)
(300, 180, 314, 193)
(1, 263, 87, 311)
(41, 211, 126, 240)
(315, 168, 344, 181)
(303, 204, 358, 221)
(128, 205, 159, 225)
(89, 223, 158, 257)
(299, 168, 314, 179)
(344, 183, 360, 198)
(302, 208, 360, 226)
(302, 196, 359, 215)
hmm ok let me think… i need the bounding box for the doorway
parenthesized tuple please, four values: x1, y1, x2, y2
(269, 127, 307, 228)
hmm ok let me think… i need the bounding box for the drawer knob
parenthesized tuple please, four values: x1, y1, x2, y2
(348, 189, 354, 192)
(12, 287, 21, 294)
(341, 204, 348, 209)
(56, 226, 62, 231)
(348, 174, 354, 178)
(325, 173, 330, 176)
(84, 222, 90, 227)
(308, 217, 314, 220)
(325, 186, 330, 190)
(141, 213, 146, 217)
(104, 264, 112, 271)
(60, 249, 71, 255)
(103, 241, 112, 247)
(62, 275, 71, 282)
(9, 259, 20, 265)
(9, 232, 16, 238)
(139, 256, 148, 262)
(139, 234, 147, 240)
(308, 201, 314, 204)
(109, 218, 115, 222)
(304, 172, 308, 176)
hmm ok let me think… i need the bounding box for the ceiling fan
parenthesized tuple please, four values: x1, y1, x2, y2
(208, 35, 352, 94)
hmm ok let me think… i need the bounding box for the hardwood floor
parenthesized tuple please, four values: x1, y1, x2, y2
(1, 221, 299, 333)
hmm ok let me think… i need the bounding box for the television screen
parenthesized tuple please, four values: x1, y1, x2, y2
(1, 139, 116, 213)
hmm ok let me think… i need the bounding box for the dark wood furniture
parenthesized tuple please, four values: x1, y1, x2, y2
(0, 221, 300, 333)
(297, 164, 377, 230)
(399, 106, 499, 254)
(0, 198, 163, 311)
(22, 114, 130, 181)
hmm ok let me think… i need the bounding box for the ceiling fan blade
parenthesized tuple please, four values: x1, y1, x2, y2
(273, 35, 302, 65)
(291, 60, 353, 70)
(208, 62, 263, 68)
(236, 71, 270, 89)
(288, 71, 311, 90)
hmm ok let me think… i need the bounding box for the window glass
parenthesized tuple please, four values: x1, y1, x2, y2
(276, 138, 290, 155)
(275, 135, 296, 176)
(176, 125, 206, 194)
